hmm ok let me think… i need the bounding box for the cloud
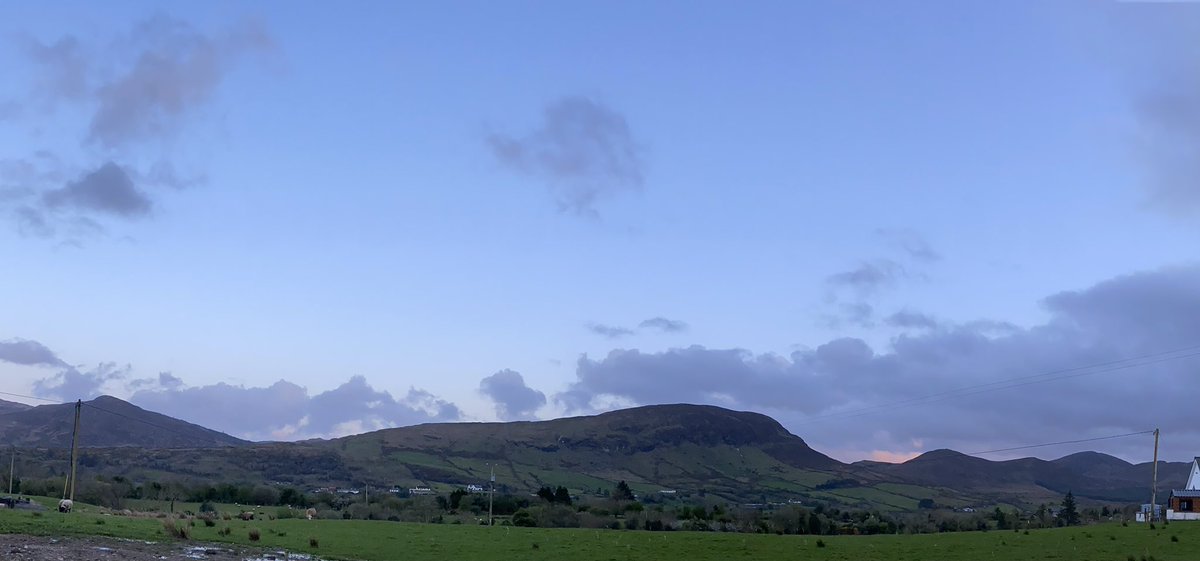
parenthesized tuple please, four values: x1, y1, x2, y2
(885, 310, 939, 330)
(129, 375, 460, 441)
(33, 362, 130, 401)
(487, 96, 645, 215)
(23, 35, 90, 104)
(1129, 13, 1200, 217)
(639, 317, 688, 333)
(478, 369, 547, 420)
(42, 162, 151, 218)
(586, 323, 635, 339)
(0, 338, 68, 368)
(87, 16, 273, 148)
(826, 259, 906, 295)
(558, 264, 1200, 461)
(875, 228, 941, 262)
(1, 17, 273, 240)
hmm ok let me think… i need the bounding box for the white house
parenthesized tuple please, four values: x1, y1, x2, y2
(1166, 457, 1200, 521)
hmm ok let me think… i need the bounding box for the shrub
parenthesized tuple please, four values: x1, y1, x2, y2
(31, 512, 42, 518)
(202, 517, 216, 527)
(221, 513, 231, 521)
(199, 502, 216, 513)
(248, 528, 261, 542)
(162, 518, 189, 540)
(1172, 535, 1179, 542)
(218, 526, 232, 537)
(309, 536, 319, 549)
(94, 519, 106, 525)
(277, 531, 287, 537)
(816, 539, 826, 548)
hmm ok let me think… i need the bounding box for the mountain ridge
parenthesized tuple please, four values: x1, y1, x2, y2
(0, 396, 1186, 509)
(0, 395, 247, 449)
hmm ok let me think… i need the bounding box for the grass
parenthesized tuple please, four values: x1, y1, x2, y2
(2, 506, 1199, 560)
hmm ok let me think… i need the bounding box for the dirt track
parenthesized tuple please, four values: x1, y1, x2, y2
(0, 534, 320, 561)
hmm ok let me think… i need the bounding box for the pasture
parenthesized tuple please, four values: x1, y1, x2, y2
(0, 504, 1196, 560)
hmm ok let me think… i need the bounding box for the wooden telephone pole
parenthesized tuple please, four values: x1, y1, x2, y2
(488, 465, 495, 527)
(62, 400, 81, 502)
(8, 446, 14, 495)
(1150, 428, 1160, 522)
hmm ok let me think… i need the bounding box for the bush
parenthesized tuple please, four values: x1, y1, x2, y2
(162, 518, 189, 540)
(816, 539, 826, 548)
(1172, 535, 1179, 542)
(199, 502, 216, 513)
(218, 526, 232, 537)
(309, 536, 319, 548)
(202, 517, 216, 527)
(94, 519, 106, 525)
(248, 528, 261, 542)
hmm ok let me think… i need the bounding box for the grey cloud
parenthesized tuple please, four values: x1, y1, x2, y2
(826, 259, 905, 294)
(1137, 76, 1200, 216)
(24, 35, 90, 104)
(130, 375, 460, 441)
(586, 323, 635, 339)
(13, 206, 54, 238)
(558, 264, 1200, 460)
(2, 18, 273, 240)
(1129, 9, 1200, 217)
(0, 338, 68, 368)
(42, 162, 151, 218)
(479, 369, 547, 420)
(885, 310, 939, 330)
(875, 228, 941, 262)
(639, 317, 688, 333)
(33, 363, 130, 401)
(87, 17, 273, 148)
(487, 96, 645, 215)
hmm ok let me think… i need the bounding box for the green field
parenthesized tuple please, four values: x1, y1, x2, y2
(1, 504, 1197, 561)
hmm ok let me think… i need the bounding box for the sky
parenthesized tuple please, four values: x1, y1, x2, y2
(1, 1, 1199, 464)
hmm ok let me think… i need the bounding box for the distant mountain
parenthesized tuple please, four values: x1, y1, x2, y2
(859, 448, 1189, 504)
(0, 399, 31, 415)
(0, 395, 247, 449)
(2, 398, 1188, 510)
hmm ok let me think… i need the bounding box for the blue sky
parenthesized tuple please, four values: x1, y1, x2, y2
(1, 1, 1199, 462)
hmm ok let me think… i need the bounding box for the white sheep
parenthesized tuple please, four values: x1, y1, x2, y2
(58, 499, 73, 513)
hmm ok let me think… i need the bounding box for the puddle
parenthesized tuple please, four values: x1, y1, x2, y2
(242, 552, 320, 561)
(184, 546, 230, 559)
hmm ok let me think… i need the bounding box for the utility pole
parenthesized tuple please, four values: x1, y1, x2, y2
(488, 464, 495, 527)
(364, 484, 369, 506)
(8, 446, 14, 495)
(65, 400, 81, 502)
(1150, 428, 1160, 522)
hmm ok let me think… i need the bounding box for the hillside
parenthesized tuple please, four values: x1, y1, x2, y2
(0, 399, 31, 415)
(3, 397, 1188, 511)
(855, 449, 1188, 505)
(0, 396, 247, 449)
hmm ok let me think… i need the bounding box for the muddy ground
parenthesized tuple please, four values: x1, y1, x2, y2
(0, 534, 321, 561)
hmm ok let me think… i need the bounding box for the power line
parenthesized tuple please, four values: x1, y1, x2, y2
(80, 402, 237, 448)
(967, 430, 1157, 456)
(0, 390, 63, 404)
(795, 344, 1200, 426)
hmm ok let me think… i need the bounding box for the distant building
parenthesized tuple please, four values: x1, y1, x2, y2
(409, 487, 435, 496)
(1167, 457, 1200, 521)
(466, 484, 486, 493)
(658, 490, 677, 495)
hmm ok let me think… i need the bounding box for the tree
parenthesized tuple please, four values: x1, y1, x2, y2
(613, 481, 635, 501)
(553, 486, 572, 505)
(1060, 491, 1080, 526)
